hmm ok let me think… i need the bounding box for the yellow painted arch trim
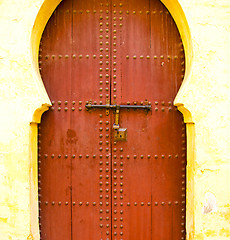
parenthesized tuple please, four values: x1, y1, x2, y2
(30, 0, 62, 123)
(30, 1, 194, 239)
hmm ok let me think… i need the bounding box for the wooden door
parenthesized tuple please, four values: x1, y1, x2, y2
(38, 0, 186, 239)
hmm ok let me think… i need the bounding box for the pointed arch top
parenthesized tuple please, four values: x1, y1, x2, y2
(31, 0, 193, 123)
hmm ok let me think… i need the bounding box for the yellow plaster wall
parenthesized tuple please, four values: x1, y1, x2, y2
(0, 0, 229, 239)
(174, 0, 230, 239)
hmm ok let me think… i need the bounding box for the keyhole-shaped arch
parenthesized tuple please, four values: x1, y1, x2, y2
(30, 0, 194, 239)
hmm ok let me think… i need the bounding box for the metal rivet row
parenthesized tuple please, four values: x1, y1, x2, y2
(124, 55, 178, 60)
(41, 153, 182, 159)
(51, 100, 175, 108)
(41, 201, 184, 206)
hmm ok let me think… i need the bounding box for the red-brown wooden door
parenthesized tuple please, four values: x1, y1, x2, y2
(38, 0, 186, 239)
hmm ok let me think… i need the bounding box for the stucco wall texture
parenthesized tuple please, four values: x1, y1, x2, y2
(0, 0, 229, 239)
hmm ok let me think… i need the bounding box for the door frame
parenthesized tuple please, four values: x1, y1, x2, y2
(29, 0, 194, 239)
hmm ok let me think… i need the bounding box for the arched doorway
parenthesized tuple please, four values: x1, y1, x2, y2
(38, 0, 186, 239)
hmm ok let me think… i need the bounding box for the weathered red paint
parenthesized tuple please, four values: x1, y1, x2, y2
(38, 0, 186, 239)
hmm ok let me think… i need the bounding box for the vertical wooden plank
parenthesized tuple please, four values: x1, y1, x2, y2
(111, 1, 152, 240)
(71, 1, 112, 240)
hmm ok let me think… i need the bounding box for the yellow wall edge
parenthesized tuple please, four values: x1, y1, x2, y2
(32, 104, 50, 124)
(177, 104, 193, 124)
(30, 0, 63, 124)
(161, 0, 193, 110)
(29, 1, 63, 239)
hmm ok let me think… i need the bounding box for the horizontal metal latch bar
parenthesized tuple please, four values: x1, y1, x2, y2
(85, 104, 151, 110)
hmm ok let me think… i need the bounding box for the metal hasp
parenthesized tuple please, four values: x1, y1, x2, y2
(85, 100, 151, 141)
